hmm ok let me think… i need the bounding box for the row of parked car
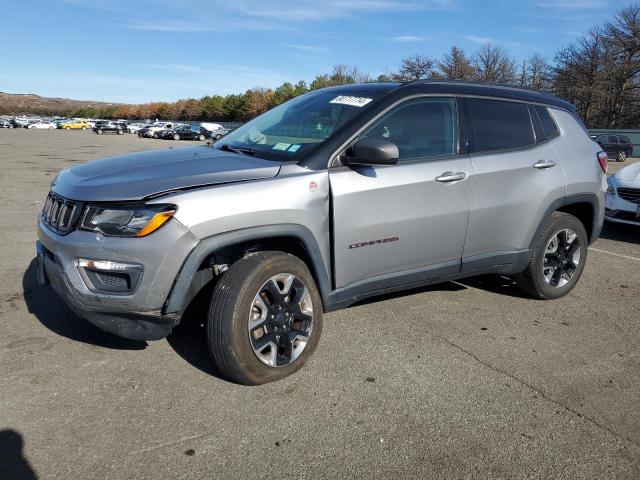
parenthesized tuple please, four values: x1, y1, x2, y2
(0, 116, 231, 142)
(90, 120, 229, 141)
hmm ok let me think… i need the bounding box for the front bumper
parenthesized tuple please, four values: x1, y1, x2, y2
(605, 192, 640, 226)
(36, 218, 199, 340)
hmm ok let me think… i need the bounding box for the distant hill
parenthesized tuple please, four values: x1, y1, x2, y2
(0, 92, 126, 115)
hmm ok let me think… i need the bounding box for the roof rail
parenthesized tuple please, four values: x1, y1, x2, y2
(402, 79, 548, 95)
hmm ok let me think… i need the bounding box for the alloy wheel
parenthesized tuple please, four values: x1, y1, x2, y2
(543, 229, 581, 288)
(248, 273, 314, 367)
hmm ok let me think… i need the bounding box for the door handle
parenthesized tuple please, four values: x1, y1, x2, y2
(435, 171, 468, 183)
(533, 159, 556, 169)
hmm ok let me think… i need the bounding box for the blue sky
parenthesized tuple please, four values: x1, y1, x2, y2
(0, 0, 633, 103)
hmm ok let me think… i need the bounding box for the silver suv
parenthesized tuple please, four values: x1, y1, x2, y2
(36, 81, 607, 384)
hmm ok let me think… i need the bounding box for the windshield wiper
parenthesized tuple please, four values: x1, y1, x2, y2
(218, 144, 255, 156)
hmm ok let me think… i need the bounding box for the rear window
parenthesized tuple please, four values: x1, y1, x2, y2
(534, 106, 560, 140)
(468, 98, 535, 153)
(620, 135, 631, 144)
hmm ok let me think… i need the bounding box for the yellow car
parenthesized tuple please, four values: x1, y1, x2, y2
(61, 121, 91, 130)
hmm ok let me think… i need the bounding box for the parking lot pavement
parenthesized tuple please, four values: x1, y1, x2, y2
(1, 129, 639, 479)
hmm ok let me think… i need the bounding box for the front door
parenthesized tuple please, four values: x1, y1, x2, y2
(329, 97, 473, 289)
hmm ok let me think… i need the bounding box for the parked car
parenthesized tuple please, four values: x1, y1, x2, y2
(138, 123, 175, 138)
(126, 123, 148, 134)
(605, 162, 640, 226)
(0, 120, 13, 128)
(35, 81, 605, 385)
(29, 121, 56, 129)
(158, 125, 208, 141)
(593, 134, 633, 162)
(201, 122, 230, 140)
(92, 121, 127, 135)
(61, 121, 91, 130)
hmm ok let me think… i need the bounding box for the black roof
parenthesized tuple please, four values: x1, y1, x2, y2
(322, 80, 575, 111)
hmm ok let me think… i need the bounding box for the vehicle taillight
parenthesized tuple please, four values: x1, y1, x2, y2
(597, 151, 608, 173)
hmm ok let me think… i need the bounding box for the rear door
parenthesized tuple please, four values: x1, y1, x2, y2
(329, 97, 473, 288)
(461, 98, 566, 270)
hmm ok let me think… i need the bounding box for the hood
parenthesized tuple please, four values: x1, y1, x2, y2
(614, 162, 640, 185)
(53, 145, 281, 202)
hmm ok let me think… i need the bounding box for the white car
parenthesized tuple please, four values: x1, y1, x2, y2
(140, 123, 175, 138)
(606, 162, 640, 226)
(126, 123, 147, 134)
(28, 122, 56, 129)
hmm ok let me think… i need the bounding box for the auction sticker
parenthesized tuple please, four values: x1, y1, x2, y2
(330, 96, 373, 107)
(273, 143, 291, 151)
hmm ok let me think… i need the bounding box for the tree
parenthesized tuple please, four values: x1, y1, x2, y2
(437, 46, 475, 80)
(391, 54, 435, 81)
(472, 44, 516, 84)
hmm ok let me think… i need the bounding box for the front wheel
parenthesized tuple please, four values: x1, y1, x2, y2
(515, 212, 588, 300)
(198, 134, 205, 141)
(117, 129, 123, 135)
(173, 133, 180, 141)
(617, 150, 627, 162)
(97, 129, 103, 135)
(207, 251, 323, 385)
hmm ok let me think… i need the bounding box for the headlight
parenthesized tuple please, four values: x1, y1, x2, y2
(79, 204, 175, 237)
(606, 176, 617, 194)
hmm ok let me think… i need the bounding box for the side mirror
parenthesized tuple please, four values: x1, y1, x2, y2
(344, 137, 399, 166)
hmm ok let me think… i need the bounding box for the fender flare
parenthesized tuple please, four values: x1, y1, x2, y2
(163, 224, 332, 316)
(528, 193, 602, 253)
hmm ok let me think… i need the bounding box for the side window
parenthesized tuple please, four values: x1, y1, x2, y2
(608, 135, 619, 144)
(534, 106, 560, 140)
(361, 98, 457, 162)
(468, 98, 535, 152)
(620, 135, 631, 144)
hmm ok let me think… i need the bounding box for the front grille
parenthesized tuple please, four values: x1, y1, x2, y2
(42, 192, 79, 234)
(617, 187, 640, 204)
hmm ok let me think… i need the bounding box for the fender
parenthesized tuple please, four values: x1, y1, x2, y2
(528, 192, 602, 252)
(163, 224, 332, 316)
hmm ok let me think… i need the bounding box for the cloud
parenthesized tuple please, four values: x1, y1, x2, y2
(388, 35, 431, 42)
(283, 44, 330, 54)
(464, 35, 492, 44)
(535, 0, 607, 8)
(62, 0, 456, 32)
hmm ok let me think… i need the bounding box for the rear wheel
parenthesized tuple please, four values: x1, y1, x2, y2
(198, 134, 206, 141)
(97, 129, 103, 135)
(617, 150, 627, 162)
(516, 212, 588, 299)
(117, 129, 123, 135)
(82, 126, 86, 130)
(207, 251, 323, 385)
(173, 133, 180, 141)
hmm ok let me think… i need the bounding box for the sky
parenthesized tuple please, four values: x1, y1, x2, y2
(0, 0, 635, 103)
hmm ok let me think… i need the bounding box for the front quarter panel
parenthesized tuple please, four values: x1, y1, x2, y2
(152, 164, 332, 279)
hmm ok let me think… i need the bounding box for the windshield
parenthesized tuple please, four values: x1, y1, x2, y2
(218, 89, 384, 160)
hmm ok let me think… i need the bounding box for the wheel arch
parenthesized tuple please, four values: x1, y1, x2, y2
(529, 193, 601, 252)
(163, 224, 332, 318)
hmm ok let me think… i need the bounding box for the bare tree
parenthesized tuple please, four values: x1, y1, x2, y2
(437, 46, 475, 80)
(472, 44, 516, 84)
(392, 54, 435, 81)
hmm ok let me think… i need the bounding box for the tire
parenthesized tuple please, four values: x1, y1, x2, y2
(198, 134, 205, 141)
(117, 129, 123, 135)
(617, 150, 627, 162)
(97, 129, 103, 135)
(515, 212, 588, 300)
(215, 134, 222, 140)
(49, 126, 54, 130)
(65, 126, 70, 130)
(82, 126, 86, 130)
(173, 134, 180, 141)
(207, 251, 323, 385)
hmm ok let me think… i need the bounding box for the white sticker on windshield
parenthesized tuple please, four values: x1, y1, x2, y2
(273, 142, 291, 151)
(330, 95, 373, 108)
(288, 144, 301, 152)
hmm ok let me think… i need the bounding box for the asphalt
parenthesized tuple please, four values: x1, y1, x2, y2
(1, 129, 639, 479)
